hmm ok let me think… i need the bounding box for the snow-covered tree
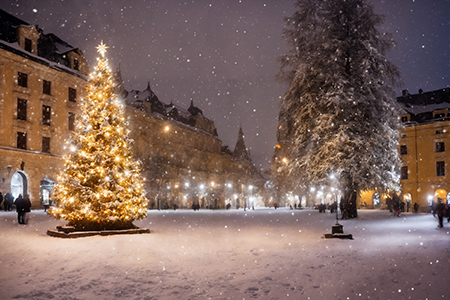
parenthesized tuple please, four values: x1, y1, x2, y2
(48, 42, 148, 230)
(277, 0, 401, 213)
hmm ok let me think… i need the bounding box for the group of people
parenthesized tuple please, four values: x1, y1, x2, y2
(0, 192, 32, 224)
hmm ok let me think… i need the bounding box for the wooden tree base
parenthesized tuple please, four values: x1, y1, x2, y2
(47, 225, 150, 238)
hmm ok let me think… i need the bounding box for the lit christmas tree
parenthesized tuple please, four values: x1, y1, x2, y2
(49, 42, 148, 230)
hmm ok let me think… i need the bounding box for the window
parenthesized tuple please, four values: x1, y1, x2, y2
(42, 105, 51, 126)
(17, 132, 27, 150)
(401, 116, 408, 123)
(17, 98, 27, 121)
(18, 72, 28, 88)
(436, 130, 444, 135)
(400, 166, 408, 180)
(400, 145, 407, 155)
(436, 161, 445, 177)
(43, 80, 51, 95)
(24, 38, 32, 52)
(73, 58, 79, 71)
(42, 137, 50, 153)
(436, 142, 445, 153)
(68, 112, 75, 131)
(68, 87, 77, 102)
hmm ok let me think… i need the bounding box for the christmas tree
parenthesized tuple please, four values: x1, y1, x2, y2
(276, 0, 401, 215)
(49, 42, 148, 230)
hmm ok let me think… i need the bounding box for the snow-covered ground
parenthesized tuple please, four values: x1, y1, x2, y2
(0, 208, 449, 300)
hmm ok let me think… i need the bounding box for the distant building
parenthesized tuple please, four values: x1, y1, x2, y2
(273, 87, 450, 211)
(0, 9, 264, 209)
(122, 79, 265, 210)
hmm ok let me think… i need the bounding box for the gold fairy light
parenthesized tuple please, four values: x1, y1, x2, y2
(48, 42, 148, 229)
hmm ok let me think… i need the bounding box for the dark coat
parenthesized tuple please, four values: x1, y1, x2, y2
(15, 195, 31, 213)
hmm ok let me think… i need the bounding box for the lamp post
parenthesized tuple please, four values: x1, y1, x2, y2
(329, 174, 343, 235)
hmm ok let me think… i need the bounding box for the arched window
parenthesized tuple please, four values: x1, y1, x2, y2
(11, 171, 28, 199)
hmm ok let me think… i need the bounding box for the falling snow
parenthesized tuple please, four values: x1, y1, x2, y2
(5, 0, 450, 169)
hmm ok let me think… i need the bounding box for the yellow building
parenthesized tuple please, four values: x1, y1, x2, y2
(0, 9, 89, 206)
(273, 87, 450, 211)
(0, 9, 265, 209)
(359, 88, 450, 211)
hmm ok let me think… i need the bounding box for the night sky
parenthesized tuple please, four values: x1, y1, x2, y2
(4, 0, 450, 170)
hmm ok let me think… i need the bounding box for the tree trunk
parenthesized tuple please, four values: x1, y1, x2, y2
(342, 188, 358, 219)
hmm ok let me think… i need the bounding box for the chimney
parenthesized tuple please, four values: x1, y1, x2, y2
(402, 89, 409, 97)
(418, 88, 423, 95)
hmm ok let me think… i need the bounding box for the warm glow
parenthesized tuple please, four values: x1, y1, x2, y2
(48, 42, 148, 227)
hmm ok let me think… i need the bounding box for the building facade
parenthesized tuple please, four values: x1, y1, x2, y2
(0, 9, 265, 209)
(122, 81, 265, 210)
(0, 9, 89, 206)
(273, 87, 450, 211)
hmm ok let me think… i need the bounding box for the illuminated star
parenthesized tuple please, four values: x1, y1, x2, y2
(96, 41, 109, 56)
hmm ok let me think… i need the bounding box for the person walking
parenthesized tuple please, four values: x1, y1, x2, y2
(0, 192, 3, 210)
(436, 198, 446, 228)
(4, 192, 13, 211)
(15, 194, 31, 224)
(413, 202, 419, 213)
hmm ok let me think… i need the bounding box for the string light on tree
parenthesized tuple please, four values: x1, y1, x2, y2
(48, 42, 148, 230)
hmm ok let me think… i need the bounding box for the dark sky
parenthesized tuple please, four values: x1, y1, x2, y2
(4, 0, 450, 170)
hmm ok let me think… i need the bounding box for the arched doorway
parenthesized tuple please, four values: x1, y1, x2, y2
(403, 193, 412, 212)
(435, 189, 447, 201)
(40, 177, 55, 206)
(11, 171, 28, 200)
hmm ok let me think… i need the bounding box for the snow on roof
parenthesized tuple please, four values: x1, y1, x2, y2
(53, 40, 76, 54)
(401, 102, 450, 115)
(0, 39, 87, 79)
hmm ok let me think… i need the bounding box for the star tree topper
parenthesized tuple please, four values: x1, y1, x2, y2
(96, 41, 109, 56)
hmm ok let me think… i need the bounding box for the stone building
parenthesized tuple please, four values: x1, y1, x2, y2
(0, 9, 89, 206)
(0, 9, 264, 209)
(122, 80, 265, 210)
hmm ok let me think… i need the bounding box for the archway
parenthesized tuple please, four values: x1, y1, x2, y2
(11, 171, 28, 200)
(403, 193, 412, 212)
(40, 177, 55, 205)
(435, 189, 447, 201)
